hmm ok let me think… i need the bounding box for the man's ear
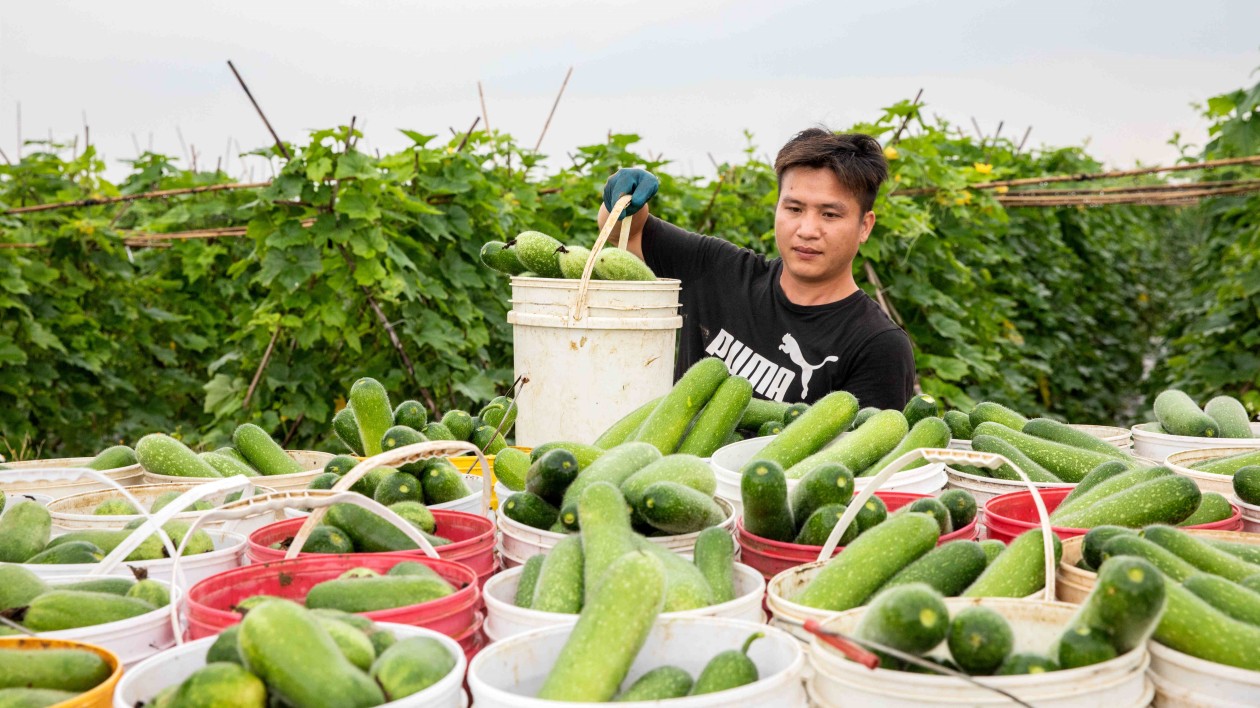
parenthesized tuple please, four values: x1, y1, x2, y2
(859, 210, 876, 244)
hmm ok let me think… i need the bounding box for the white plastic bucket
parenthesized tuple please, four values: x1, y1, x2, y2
(507, 199, 681, 448)
(494, 481, 517, 508)
(1058, 529, 1260, 605)
(3, 491, 54, 508)
(113, 622, 467, 708)
(28, 529, 247, 587)
(496, 496, 736, 567)
(25, 575, 179, 667)
(763, 560, 836, 633)
(1235, 497, 1260, 533)
(142, 450, 333, 491)
(1164, 446, 1258, 496)
(766, 445, 1062, 638)
(482, 563, 766, 641)
(507, 276, 681, 448)
(1070, 423, 1133, 450)
(1148, 641, 1260, 707)
(468, 615, 806, 707)
(711, 436, 947, 515)
(807, 597, 1152, 707)
(948, 438, 973, 451)
(47, 482, 279, 534)
(1, 458, 143, 498)
(945, 466, 1075, 505)
(1131, 422, 1260, 462)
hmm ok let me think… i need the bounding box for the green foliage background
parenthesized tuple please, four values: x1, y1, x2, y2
(1, 76, 1256, 458)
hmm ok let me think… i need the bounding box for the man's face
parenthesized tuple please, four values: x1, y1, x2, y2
(774, 166, 875, 284)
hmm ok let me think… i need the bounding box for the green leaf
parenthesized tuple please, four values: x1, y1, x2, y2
(334, 151, 377, 181)
(336, 193, 381, 221)
(306, 156, 333, 182)
(257, 245, 322, 291)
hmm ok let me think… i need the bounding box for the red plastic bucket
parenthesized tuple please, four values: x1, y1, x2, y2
(983, 487, 1244, 543)
(737, 491, 980, 579)
(246, 511, 498, 586)
(455, 612, 487, 661)
(184, 553, 481, 647)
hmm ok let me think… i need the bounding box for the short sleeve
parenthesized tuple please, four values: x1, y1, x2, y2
(840, 328, 916, 409)
(641, 216, 758, 283)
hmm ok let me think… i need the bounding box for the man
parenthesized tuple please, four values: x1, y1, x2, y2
(598, 128, 915, 408)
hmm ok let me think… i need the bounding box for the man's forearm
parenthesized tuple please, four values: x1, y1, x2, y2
(596, 203, 650, 260)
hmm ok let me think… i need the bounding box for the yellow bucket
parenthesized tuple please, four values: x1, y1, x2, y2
(448, 446, 531, 508)
(0, 636, 123, 707)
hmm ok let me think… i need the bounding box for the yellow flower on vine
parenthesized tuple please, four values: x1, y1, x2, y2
(954, 191, 973, 206)
(894, 174, 902, 182)
(974, 162, 993, 174)
(884, 146, 899, 160)
(996, 186, 1009, 194)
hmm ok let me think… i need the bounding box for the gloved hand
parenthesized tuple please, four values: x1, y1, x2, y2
(603, 168, 659, 219)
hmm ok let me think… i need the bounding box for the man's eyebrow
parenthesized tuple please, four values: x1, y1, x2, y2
(782, 196, 846, 210)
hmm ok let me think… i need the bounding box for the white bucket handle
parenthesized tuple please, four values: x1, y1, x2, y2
(92, 475, 259, 577)
(814, 447, 1056, 602)
(290, 440, 493, 552)
(162, 487, 450, 644)
(0, 466, 188, 570)
(569, 193, 633, 321)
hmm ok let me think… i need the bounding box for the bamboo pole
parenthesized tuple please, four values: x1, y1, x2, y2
(889, 89, 923, 145)
(534, 66, 573, 152)
(1006, 178, 1260, 197)
(999, 182, 1260, 207)
(477, 81, 490, 133)
(227, 60, 290, 160)
(902, 154, 1260, 196)
(243, 326, 282, 409)
(2, 182, 270, 215)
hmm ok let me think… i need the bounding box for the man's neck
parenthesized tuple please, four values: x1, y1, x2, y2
(778, 268, 860, 306)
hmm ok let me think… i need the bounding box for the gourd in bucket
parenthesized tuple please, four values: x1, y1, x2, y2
(166, 479, 481, 645)
(302, 440, 493, 537)
(766, 447, 1061, 632)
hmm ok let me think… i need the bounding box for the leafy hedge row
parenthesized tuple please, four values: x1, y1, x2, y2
(0, 80, 1250, 458)
(1150, 80, 1260, 414)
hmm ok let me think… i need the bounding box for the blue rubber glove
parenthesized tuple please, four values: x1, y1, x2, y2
(603, 168, 659, 219)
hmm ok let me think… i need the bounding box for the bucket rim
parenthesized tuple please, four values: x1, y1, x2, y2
(468, 615, 804, 707)
(812, 596, 1149, 685)
(509, 275, 682, 289)
(1131, 422, 1260, 446)
(483, 562, 766, 622)
(735, 491, 979, 557)
(245, 510, 495, 561)
(983, 486, 1242, 534)
(184, 552, 480, 628)
(1148, 640, 1260, 684)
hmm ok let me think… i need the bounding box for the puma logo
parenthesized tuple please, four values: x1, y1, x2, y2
(779, 333, 837, 399)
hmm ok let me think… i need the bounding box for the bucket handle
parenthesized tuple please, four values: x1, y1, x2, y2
(0, 466, 187, 572)
(813, 447, 1057, 602)
(90, 475, 261, 578)
(289, 440, 493, 554)
(162, 487, 449, 644)
(569, 193, 634, 322)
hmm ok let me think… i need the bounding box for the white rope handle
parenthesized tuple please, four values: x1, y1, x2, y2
(289, 440, 493, 554)
(163, 486, 460, 644)
(0, 466, 185, 571)
(570, 193, 633, 321)
(813, 447, 1057, 602)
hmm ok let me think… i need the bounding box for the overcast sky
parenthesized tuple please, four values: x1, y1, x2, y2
(2, 1, 1257, 182)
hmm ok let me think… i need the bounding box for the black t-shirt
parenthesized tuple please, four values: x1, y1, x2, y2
(642, 216, 916, 409)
